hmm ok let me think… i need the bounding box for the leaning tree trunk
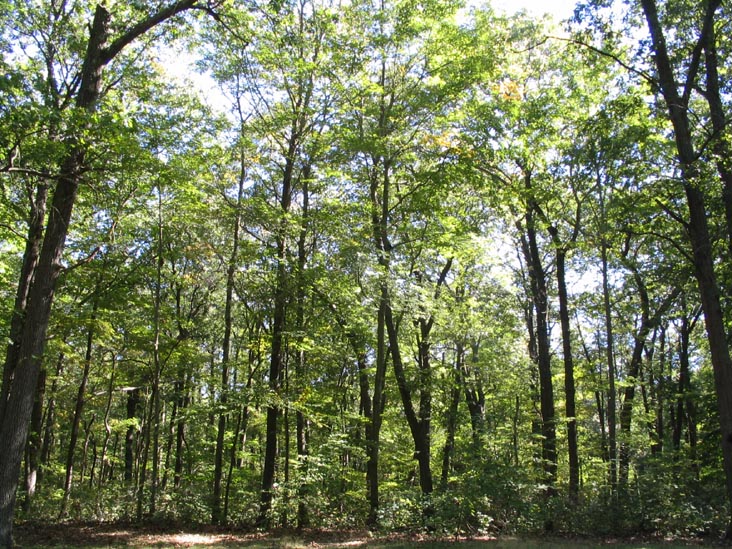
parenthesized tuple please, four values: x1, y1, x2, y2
(641, 0, 732, 535)
(0, 3, 202, 545)
(0, 183, 48, 427)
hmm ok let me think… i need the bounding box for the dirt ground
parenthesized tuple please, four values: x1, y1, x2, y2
(11, 521, 720, 548)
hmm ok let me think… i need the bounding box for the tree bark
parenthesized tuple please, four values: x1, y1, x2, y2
(213, 157, 245, 525)
(600, 240, 617, 494)
(640, 0, 732, 535)
(518, 195, 557, 494)
(59, 301, 98, 519)
(23, 368, 46, 514)
(0, 183, 48, 427)
(0, 2, 202, 544)
(555, 249, 579, 501)
(440, 346, 463, 491)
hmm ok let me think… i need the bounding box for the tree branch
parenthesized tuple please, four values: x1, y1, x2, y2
(550, 35, 657, 89)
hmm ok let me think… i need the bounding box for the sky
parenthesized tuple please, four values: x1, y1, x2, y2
(492, 0, 578, 21)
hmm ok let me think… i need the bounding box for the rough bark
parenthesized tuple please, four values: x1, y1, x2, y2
(640, 0, 732, 535)
(0, 3, 202, 545)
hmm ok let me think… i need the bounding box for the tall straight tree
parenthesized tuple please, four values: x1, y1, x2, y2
(205, 0, 335, 524)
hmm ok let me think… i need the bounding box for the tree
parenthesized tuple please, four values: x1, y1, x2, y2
(0, 2, 224, 544)
(635, 0, 732, 535)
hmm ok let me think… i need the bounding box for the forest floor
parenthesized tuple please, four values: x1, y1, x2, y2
(12, 522, 725, 549)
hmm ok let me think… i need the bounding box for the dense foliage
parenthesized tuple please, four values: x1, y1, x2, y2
(1, 0, 731, 543)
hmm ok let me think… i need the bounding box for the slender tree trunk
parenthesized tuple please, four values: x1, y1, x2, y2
(40, 352, 63, 470)
(518, 198, 557, 494)
(173, 375, 190, 489)
(97, 354, 116, 490)
(23, 368, 46, 513)
(440, 347, 462, 491)
(213, 159, 245, 525)
(653, 326, 667, 455)
(618, 278, 679, 488)
(59, 300, 98, 519)
(555, 249, 578, 501)
(260, 145, 296, 526)
(366, 302, 387, 526)
(600, 242, 617, 494)
(701, 13, 732, 259)
(148, 187, 165, 517)
(295, 169, 311, 529)
(224, 371, 251, 521)
(124, 388, 140, 484)
(464, 341, 486, 448)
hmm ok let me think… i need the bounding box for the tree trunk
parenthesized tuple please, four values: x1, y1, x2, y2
(173, 375, 190, 489)
(0, 3, 200, 544)
(213, 159, 245, 525)
(555, 249, 578, 501)
(124, 388, 140, 484)
(295, 169, 311, 529)
(440, 347, 462, 491)
(518, 197, 557, 494)
(464, 341, 486, 448)
(366, 301, 387, 526)
(259, 144, 296, 527)
(640, 0, 732, 535)
(0, 182, 48, 427)
(600, 242, 617, 494)
(23, 368, 46, 513)
(618, 275, 679, 488)
(97, 353, 116, 490)
(59, 301, 98, 519)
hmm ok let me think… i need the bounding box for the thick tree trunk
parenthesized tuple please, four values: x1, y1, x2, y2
(0, 3, 200, 544)
(641, 0, 732, 535)
(0, 183, 48, 427)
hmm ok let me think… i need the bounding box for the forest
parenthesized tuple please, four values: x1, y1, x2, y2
(1, 0, 732, 546)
